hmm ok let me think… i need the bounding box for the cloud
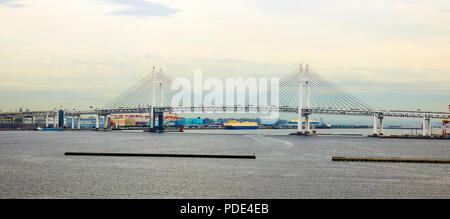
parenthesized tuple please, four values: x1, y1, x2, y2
(0, 0, 26, 8)
(106, 0, 179, 17)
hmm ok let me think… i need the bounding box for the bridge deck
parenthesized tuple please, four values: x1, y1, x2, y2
(4, 107, 448, 120)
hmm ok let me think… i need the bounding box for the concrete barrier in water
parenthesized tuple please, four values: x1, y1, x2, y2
(65, 152, 256, 159)
(332, 156, 450, 164)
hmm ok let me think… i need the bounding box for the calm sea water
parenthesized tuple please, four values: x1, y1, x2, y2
(0, 129, 449, 199)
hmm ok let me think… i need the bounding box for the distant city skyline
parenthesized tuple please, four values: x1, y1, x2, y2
(1, 0, 449, 112)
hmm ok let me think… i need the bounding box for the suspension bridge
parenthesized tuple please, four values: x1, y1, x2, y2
(1, 64, 449, 137)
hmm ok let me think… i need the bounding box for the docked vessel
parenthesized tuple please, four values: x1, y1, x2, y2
(36, 127, 63, 131)
(223, 121, 258, 129)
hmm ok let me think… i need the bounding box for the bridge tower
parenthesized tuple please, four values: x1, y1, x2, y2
(297, 64, 303, 133)
(150, 67, 164, 129)
(304, 64, 311, 134)
(297, 63, 312, 135)
(158, 68, 164, 107)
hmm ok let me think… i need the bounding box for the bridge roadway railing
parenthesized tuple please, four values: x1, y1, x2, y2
(376, 110, 450, 119)
(0, 111, 57, 117)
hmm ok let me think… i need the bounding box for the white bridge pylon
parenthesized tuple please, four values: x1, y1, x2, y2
(150, 66, 164, 128)
(297, 63, 311, 134)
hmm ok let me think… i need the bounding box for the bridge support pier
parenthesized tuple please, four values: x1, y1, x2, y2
(297, 63, 303, 134)
(77, 116, 81, 129)
(54, 114, 58, 128)
(71, 115, 75, 129)
(428, 119, 432, 136)
(146, 111, 165, 132)
(104, 115, 108, 129)
(150, 106, 154, 129)
(305, 114, 311, 134)
(378, 117, 384, 136)
(423, 118, 426, 136)
(372, 114, 378, 136)
(297, 113, 303, 134)
(45, 114, 49, 128)
(95, 114, 100, 129)
(423, 117, 431, 137)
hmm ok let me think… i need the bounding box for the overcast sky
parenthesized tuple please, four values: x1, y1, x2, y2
(0, 0, 449, 112)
